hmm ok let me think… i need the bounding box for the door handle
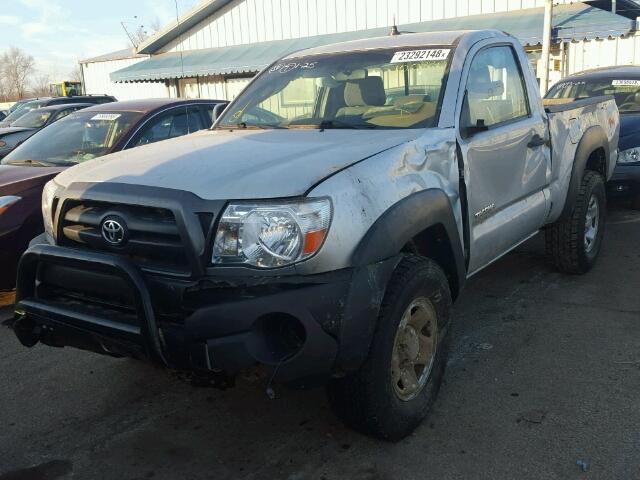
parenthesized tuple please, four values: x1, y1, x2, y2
(527, 134, 547, 149)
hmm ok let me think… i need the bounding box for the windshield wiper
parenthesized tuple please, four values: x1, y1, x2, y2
(4, 159, 55, 167)
(316, 120, 379, 131)
(218, 122, 286, 130)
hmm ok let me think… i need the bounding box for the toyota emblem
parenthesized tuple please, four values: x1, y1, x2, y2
(101, 217, 127, 246)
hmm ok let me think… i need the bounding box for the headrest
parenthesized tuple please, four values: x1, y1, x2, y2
(344, 77, 386, 107)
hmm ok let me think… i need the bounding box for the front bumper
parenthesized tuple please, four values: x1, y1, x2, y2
(608, 163, 640, 196)
(13, 244, 397, 384)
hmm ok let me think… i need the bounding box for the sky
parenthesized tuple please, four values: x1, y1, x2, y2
(0, 0, 202, 81)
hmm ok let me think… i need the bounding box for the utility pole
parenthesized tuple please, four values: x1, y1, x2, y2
(612, 0, 617, 14)
(540, 0, 553, 96)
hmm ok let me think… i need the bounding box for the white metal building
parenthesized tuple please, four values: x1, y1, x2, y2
(84, 0, 640, 100)
(80, 48, 168, 100)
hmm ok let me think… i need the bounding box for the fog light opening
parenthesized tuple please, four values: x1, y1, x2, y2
(247, 313, 307, 365)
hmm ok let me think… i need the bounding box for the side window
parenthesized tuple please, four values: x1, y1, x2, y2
(462, 46, 530, 129)
(51, 108, 74, 123)
(130, 108, 190, 147)
(202, 105, 216, 126)
(187, 106, 205, 132)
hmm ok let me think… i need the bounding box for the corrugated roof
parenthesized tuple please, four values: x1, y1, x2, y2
(112, 3, 637, 83)
(80, 48, 145, 64)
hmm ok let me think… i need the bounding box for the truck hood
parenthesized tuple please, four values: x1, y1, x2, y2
(0, 164, 66, 196)
(54, 128, 421, 199)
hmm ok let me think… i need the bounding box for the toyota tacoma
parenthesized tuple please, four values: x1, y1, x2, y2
(12, 30, 619, 440)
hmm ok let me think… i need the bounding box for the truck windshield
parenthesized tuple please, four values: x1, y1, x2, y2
(217, 47, 452, 130)
(1, 111, 142, 166)
(547, 78, 640, 114)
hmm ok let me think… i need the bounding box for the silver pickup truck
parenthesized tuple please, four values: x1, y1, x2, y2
(13, 30, 618, 440)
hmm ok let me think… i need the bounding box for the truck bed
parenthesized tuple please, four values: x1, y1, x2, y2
(544, 95, 619, 224)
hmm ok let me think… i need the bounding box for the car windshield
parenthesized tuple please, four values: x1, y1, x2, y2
(2, 102, 40, 123)
(217, 47, 452, 130)
(11, 109, 53, 128)
(8, 100, 30, 114)
(1, 111, 143, 166)
(547, 77, 640, 114)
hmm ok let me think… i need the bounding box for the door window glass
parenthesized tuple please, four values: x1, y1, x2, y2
(130, 108, 190, 147)
(51, 108, 75, 123)
(187, 106, 205, 132)
(463, 46, 530, 129)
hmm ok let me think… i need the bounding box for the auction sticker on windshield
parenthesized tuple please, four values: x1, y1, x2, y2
(91, 113, 121, 121)
(612, 80, 640, 86)
(390, 49, 451, 63)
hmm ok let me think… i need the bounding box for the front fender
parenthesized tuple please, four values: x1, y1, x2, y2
(352, 188, 466, 297)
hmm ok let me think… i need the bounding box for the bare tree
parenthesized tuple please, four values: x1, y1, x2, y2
(132, 24, 150, 46)
(150, 17, 162, 34)
(30, 73, 51, 97)
(1, 47, 35, 99)
(0, 70, 7, 102)
(122, 16, 162, 48)
(70, 64, 82, 83)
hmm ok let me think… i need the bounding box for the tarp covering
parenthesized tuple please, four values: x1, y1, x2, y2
(111, 3, 636, 83)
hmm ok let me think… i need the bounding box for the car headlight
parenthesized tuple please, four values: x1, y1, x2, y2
(213, 198, 332, 268)
(619, 147, 640, 164)
(41, 179, 60, 239)
(0, 195, 20, 215)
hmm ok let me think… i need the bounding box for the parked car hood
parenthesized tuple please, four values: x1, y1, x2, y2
(619, 113, 640, 150)
(0, 126, 36, 136)
(54, 128, 422, 200)
(0, 164, 66, 196)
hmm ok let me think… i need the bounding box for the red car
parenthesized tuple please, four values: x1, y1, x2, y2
(0, 98, 227, 289)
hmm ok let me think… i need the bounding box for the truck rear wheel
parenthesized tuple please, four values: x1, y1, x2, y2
(326, 255, 451, 441)
(545, 170, 606, 274)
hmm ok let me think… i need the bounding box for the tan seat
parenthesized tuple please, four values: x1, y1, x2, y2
(335, 77, 386, 118)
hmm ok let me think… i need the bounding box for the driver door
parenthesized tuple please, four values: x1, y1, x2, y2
(457, 44, 551, 274)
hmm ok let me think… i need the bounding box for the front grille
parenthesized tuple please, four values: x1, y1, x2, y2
(58, 200, 190, 274)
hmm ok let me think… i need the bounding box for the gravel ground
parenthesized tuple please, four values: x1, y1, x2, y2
(1, 205, 639, 480)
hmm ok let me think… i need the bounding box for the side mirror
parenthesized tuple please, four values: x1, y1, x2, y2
(460, 90, 489, 139)
(461, 119, 489, 139)
(211, 102, 229, 123)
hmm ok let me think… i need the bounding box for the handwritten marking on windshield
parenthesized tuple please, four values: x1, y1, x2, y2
(269, 61, 318, 73)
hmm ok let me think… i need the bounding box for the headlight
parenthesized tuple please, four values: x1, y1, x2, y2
(619, 147, 640, 164)
(213, 198, 332, 268)
(41, 179, 60, 239)
(0, 195, 20, 214)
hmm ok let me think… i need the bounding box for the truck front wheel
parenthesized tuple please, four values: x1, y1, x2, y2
(326, 255, 452, 441)
(546, 170, 606, 274)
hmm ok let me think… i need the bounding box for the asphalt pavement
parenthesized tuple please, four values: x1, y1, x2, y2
(1, 205, 639, 480)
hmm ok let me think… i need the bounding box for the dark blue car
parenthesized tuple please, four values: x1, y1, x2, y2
(546, 66, 640, 208)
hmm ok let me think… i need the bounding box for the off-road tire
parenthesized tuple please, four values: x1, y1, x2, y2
(326, 255, 452, 441)
(545, 170, 606, 274)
